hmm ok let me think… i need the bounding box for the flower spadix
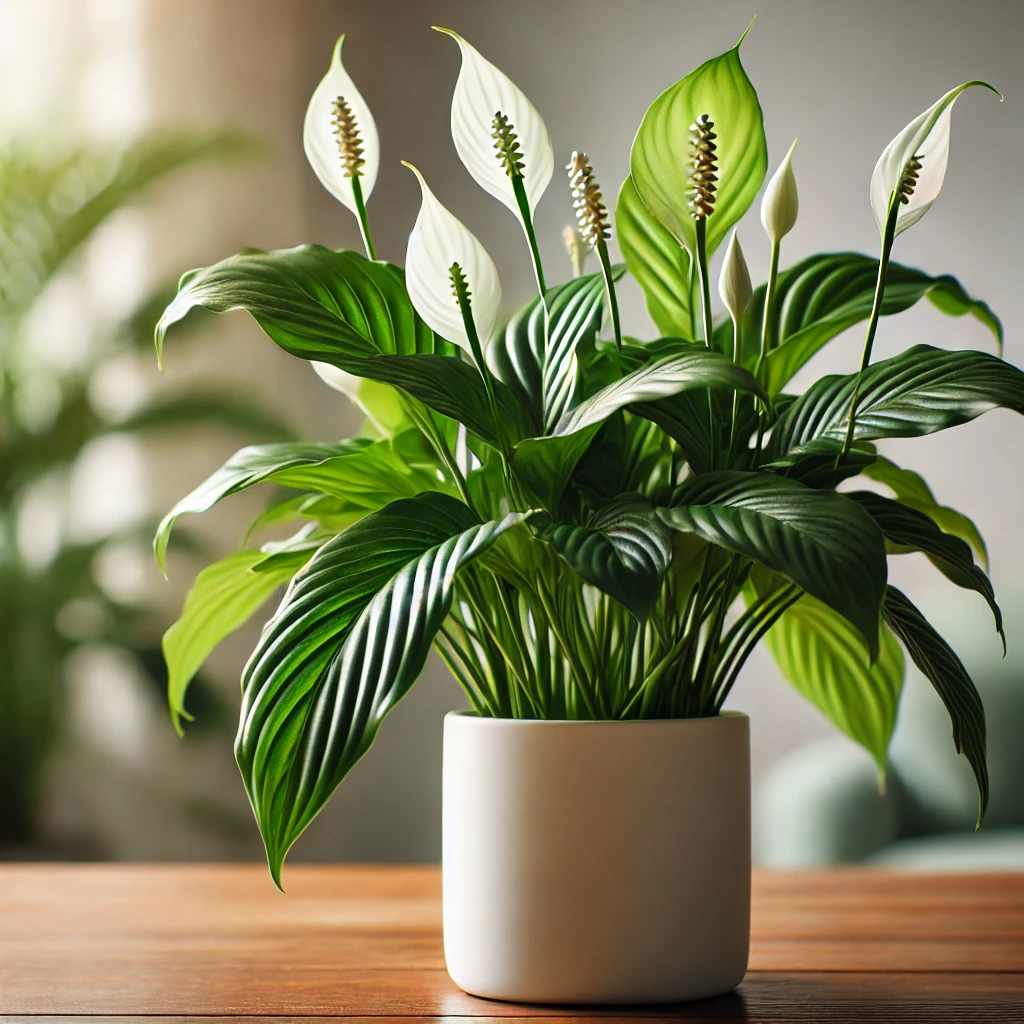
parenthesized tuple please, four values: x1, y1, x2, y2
(761, 139, 798, 244)
(403, 162, 501, 361)
(870, 81, 1000, 238)
(718, 230, 752, 325)
(303, 35, 379, 215)
(433, 27, 553, 223)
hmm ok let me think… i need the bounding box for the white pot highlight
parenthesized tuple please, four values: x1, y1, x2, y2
(442, 711, 751, 1004)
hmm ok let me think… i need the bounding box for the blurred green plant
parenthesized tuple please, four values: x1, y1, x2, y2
(0, 130, 293, 846)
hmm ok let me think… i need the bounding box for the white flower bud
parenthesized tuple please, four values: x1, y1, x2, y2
(761, 139, 798, 245)
(719, 230, 752, 326)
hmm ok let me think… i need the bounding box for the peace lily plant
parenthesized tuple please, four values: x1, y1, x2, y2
(156, 25, 1017, 894)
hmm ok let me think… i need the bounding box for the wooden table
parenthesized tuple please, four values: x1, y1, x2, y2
(1, 865, 1022, 1022)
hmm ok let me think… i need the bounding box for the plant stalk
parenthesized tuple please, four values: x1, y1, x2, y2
(350, 176, 377, 261)
(694, 218, 717, 467)
(595, 239, 622, 352)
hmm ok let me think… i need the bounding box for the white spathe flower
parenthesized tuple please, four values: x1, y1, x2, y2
(303, 35, 379, 214)
(761, 139, 798, 245)
(433, 27, 553, 222)
(719, 230, 752, 326)
(403, 162, 501, 360)
(311, 363, 407, 436)
(870, 81, 1000, 238)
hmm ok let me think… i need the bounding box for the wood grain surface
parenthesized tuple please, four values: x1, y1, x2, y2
(1, 864, 1022, 1022)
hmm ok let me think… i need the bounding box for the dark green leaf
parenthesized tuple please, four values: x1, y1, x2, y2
(861, 454, 989, 568)
(883, 586, 989, 826)
(734, 253, 1002, 393)
(234, 493, 524, 885)
(847, 491, 1002, 645)
(629, 29, 767, 258)
(763, 592, 904, 770)
(660, 471, 887, 656)
(540, 495, 674, 620)
(490, 268, 624, 430)
(615, 176, 696, 340)
(769, 345, 1024, 462)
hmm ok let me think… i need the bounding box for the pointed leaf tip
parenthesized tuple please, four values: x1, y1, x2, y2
(735, 16, 755, 48)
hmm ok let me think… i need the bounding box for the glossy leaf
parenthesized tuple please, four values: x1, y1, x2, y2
(154, 436, 444, 573)
(513, 350, 763, 508)
(615, 176, 695, 340)
(883, 586, 989, 825)
(163, 549, 308, 736)
(489, 267, 624, 430)
(738, 253, 1002, 392)
(155, 245, 532, 447)
(629, 28, 767, 257)
(235, 493, 524, 885)
(847, 491, 1002, 644)
(660, 472, 887, 656)
(764, 593, 904, 771)
(540, 495, 674, 620)
(871, 82, 1000, 237)
(769, 345, 1024, 461)
(861, 454, 988, 568)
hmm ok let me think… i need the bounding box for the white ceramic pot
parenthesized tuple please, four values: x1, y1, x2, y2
(442, 711, 751, 1004)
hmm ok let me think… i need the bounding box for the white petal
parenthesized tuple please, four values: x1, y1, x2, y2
(434, 27, 553, 220)
(311, 362, 409, 436)
(303, 35, 379, 214)
(403, 163, 501, 360)
(870, 81, 999, 238)
(761, 139, 798, 244)
(718, 230, 752, 325)
(312, 360, 363, 399)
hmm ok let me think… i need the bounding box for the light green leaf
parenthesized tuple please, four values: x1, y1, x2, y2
(163, 549, 307, 736)
(769, 345, 1024, 462)
(154, 435, 445, 573)
(764, 592, 904, 771)
(629, 27, 767, 257)
(883, 586, 989, 825)
(735, 253, 1002, 394)
(540, 495, 674, 620)
(660, 471, 888, 656)
(861, 454, 988, 568)
(615, 176, 695, 339)
(234, 493, 524, 886)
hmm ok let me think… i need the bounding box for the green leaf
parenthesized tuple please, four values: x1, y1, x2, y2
(628, 26, 767, 258)
(513, 350, 763, 508)
(490, 268, 624, 431)
(615, 176, 695, 340)
(847, 491, 1002, 646)
(883, 586, 989, 826)
(861, 454, 988, 569)
(154, 435, 444, 573)
(736, 253, 1002, 393)
(163, 549, 305, 736)
(234, 493, 524, 886)
(769, 345, 1024, 462)
(155, 245, 533, 447)
(660, 471, 888, 656)
(763, 593, 904, 771)
(539, 495, 674, 620)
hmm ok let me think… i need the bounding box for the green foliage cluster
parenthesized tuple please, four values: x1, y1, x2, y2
(156, 32, 1019, 883)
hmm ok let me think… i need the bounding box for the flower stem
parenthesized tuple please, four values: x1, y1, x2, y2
(512, 176, 547, 297)
(694, 217, 716, 466)
(840, 198, 900, 458)
(595, 239, 622, 352)
(752, 239, 781, 466)
(350, 176, 376, 261)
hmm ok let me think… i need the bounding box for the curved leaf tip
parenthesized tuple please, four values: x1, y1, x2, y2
(735, 16, 755, 48)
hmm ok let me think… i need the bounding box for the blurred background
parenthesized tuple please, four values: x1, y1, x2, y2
(1, 0, 1021, 868)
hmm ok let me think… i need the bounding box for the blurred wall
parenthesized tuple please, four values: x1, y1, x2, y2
(12, 0, 1023, 862)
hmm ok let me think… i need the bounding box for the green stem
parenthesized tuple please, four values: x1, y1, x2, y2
(694, 218, 717, 468)
(595, 239, 622, 352)
(752, 240, 781, 467)
(512, 176, 546, 297)
(840, 197, 900, 458)
(401, 396, 476, 516)
(350, 176, 376, 261)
